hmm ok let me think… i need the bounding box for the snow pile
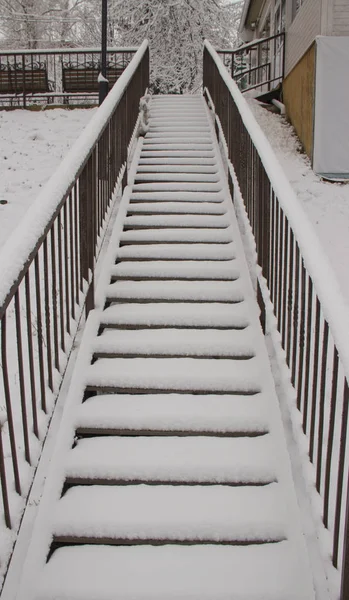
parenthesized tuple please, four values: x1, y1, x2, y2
(247, 98, 349, 304)
(0, 108, 96, 249)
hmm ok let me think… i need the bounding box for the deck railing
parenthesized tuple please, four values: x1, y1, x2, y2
(0, 46, 138, 107)
(204, 39, 349, 600)
(0, 40, 149, 585)
(217, 33, 285, 93)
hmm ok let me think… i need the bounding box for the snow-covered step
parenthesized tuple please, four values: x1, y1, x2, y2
(127, 202, 226, 215)
(145, 132, 211, 139)
(53, 484, 286, 544)
(138, 157, 216, 165)
(130, 191, 224, 202)
(140, 150, 215, 158)
(110, 260, 239, 280)
(93, 328, 256, 359)
(134, 173, 219, 183)
(123, 214, 230, 229)
(106, 280, 244, 303)
(74, 393, 268, 435)
(36, 544, 312, 600)
(116, 243, 236, 261)
(65, 436, 276, 485)
(132, 182, 221, 192)
(119, 228, 233, 244)
(136, 164, 218, 173)
(143, 136, 213, 144)
(86, 357, 261, 394)
(99, 302, 249, 329)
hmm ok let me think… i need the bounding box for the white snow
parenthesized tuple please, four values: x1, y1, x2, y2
(53, 483, 286, 542)
(116, 242, 236, 260)
(74, 393, 268, 433)
(106, 280, 245, 302)
(36, 543, 312, 600)
(100, 302, 250, 328)
(128, 201, 225, 214)
(123, 213, 230, 227)
(94, 327, 256, 357)
(0, 108, 96, 249)
(120, 227, 233, 242)
(66, 435, 276, 483)
(110, 260, 240, 279)
(86, 357, 261, 393)
(130, 190, 223, 202)
(247, 97, 349, 304)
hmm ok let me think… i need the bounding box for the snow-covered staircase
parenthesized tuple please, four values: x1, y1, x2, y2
(27, 96, 314, 600)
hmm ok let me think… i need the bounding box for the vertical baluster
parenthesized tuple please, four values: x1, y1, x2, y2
(316, 320, 329, 492)
(1, 314, 21, 494)
(14, 290, 31, 465)
(333, 380, 349, 569)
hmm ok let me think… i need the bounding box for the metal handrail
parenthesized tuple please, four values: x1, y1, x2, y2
(204, 39, 349, 600)
(217, 32, 285, 93)
(0, 39, 149, 587)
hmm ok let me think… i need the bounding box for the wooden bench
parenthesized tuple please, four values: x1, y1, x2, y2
(62, 66, 124, 94)
(0, 66, 50, 94)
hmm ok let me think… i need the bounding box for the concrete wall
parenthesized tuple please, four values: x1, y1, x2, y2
(283, 43, 315, 158)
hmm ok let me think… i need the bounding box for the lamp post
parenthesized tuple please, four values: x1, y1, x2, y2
(99, 0, 108, 105)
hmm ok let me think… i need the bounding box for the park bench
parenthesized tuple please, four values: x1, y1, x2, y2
(0, 64, 50, 94)
(62, 65, 124, 93)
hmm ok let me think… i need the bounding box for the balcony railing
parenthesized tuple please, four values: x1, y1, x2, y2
(204, 39, 349, 600)
(0, 40, 149, 588)
(217, 33, 285, 93)
(0, 46, 138, 108)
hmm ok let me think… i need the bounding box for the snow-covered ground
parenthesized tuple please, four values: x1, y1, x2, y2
(247, 98, 349, 304)
(0, 107, 97, 249)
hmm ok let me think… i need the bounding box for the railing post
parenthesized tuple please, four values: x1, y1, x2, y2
(341, 468, 349, 599)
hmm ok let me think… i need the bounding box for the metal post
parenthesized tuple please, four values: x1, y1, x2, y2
(99, 0, 108, 105)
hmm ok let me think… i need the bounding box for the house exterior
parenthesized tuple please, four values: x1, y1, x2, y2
(239, 0, 349, 178)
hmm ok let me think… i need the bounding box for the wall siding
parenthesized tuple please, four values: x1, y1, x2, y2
(332, 0, 349, 34)
(283, 43, 315, 158)
(285, 0, 321, 75)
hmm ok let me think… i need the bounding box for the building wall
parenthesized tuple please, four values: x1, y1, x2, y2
(285, 0, 321, 75)
(283, 43, 315, 158)
(332, 0, 349, 35)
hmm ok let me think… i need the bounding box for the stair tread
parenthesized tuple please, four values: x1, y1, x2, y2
(123, 214, 229, 229)
(127, 202, 226, 215)
(134, 173, 219, 183)
(106, 280, 244, 302)
(53, 484, 286, 543)
(75, 393, 268, 434)
(111, 260, 239, 280)
(66, 436, 276, 484)
(94, 328, 256, 358)
(100, 302, 249, 329)
(120, 228, 233, 244)
(86, 357, 261, 394)
(37, 542, 312, 600)
(130, 191, 224, 202)
(116, 243, 236, 261)
(132, 182, 221, 192)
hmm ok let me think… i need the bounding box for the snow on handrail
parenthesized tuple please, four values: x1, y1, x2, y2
(0, 39, 149, 313)
(205, 39, 349, 376)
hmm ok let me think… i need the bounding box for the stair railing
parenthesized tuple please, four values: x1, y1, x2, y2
(217, 32, 285, 93)
(204, 39, 349, 600)
(0, 39, 149, 585)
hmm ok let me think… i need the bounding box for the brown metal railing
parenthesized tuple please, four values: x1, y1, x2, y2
(217, 33, 285, 93)
(204, 40, 349, 599)
(0, 46, 138, 107)
(0, 40, 149, 581)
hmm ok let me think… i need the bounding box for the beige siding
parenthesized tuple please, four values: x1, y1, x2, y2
(332, 0, 349, 34)
(283, 43, 315, 158)
(285, 0, 321, 75)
